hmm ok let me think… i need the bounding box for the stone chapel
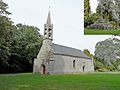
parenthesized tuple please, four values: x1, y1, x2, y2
(33, 11, 94, 74)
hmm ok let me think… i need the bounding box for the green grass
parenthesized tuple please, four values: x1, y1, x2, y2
(84, 28, 120, 35)
(0, 73, 120, 90)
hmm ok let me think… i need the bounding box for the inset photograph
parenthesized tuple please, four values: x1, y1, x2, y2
(84, 0, 120, 35)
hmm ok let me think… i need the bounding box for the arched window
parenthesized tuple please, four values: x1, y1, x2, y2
(83, 65, 85, 72)
(73, 60, 75, 68)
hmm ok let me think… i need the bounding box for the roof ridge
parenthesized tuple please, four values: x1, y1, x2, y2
(52, 43, 91, 59)
(53, 43, 82, 51)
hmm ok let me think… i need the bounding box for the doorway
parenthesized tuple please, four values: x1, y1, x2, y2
(42, 65, 46, 74)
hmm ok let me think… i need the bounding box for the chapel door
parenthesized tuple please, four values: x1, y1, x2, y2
(42, 65, 46, 74)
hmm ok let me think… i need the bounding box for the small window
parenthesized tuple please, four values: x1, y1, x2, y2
(73, 60, 75, 68)
(44, 33, 46, 35)
(45, 28, 47, 30)
(49, 28, 51, 31)
(49, 33, 51, 37)
(83, 65, 85, 72)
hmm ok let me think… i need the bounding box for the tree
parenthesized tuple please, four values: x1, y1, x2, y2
(94, 38, 120, 71)
(0, 0, 14, 73)
(96, 0, 117, 21)
(0, 0, 43, 73)
(9, 24, 43, 72)
(84, 13, 100, 27)
(0, 0, 11, 15)
(114, 0, 120, 25)
(84, 0, 91, 17)
(83, 49, 93, 58)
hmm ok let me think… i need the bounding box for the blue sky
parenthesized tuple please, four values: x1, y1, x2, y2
(4, 0, 119, 54)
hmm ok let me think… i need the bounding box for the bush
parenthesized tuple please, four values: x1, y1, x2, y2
(96, 68, 108, 72)
(111, 59, 120, 70)
(105, 66, 115, 71)
(94, 58, 105, 69)
(110, 21, 117, 29)
(84, 13, 100, 27)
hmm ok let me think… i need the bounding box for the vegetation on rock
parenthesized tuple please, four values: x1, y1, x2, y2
(84, 0, 120, 34)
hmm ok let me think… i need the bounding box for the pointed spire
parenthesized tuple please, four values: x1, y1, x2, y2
(44, 10, 53, 40)
(46, 11, 51, 25)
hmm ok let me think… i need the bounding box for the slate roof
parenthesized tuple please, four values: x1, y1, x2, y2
(52, 44, 91, 59)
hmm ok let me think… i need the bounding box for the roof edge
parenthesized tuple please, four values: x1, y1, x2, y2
(54, 53, 91, 60)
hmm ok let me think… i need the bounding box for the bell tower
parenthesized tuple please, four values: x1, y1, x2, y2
(33, 11, 54, 74)
(44, 11, 53, 40)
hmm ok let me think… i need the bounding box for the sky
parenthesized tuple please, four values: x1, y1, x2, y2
(4, 0, 120, 54)
(90, 0, 98, 13)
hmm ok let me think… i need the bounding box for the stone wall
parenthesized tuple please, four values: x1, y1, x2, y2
(33, 39, 53, 74)
(53, 54, 94, 74)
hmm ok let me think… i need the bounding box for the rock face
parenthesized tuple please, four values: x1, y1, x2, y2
(89, 17, 114, 30)
(94, 38, 120, 69)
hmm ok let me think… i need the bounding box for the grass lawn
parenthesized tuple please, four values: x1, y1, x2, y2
(0, 73, 120, 90)
(84, 28, 120, 35)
